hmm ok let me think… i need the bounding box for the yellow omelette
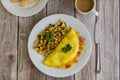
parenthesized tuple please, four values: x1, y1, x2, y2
(43, 28, 79, 67)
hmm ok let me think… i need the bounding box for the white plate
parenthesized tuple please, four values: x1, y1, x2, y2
(1, 0, 48, 17)
(28, 14, 92, 77)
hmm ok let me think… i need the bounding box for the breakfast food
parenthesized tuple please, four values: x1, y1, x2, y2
(11, 0, 20, 2)
(11, 0, 37, 7)
(33, 20, 70, 57)
(43, 28, 86, 69)
(59, 36, 86, 69)
(21, 0, 37, 7)
(43, 28, 79, 67)
(33, 20, 86, 69)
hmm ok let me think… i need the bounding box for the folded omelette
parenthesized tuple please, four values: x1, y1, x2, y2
(43, 28, 80, 68)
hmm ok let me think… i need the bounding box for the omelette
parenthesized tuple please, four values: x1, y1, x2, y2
(59, 36, 86, 69)
(43, 28, 80, 68)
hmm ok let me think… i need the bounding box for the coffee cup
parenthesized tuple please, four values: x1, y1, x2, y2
(75, 0, 98, 16)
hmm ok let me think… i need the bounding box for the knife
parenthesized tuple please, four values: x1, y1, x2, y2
(95, 19, 101, 73)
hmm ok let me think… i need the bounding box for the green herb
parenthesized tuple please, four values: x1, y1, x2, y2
(62, 44, 72, 53)
(43, 32, 54, 42)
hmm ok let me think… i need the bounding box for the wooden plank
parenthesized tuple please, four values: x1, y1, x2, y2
(0, 3, 18, 80)
(47, 0, 75, 15)
(96, 0, 119, 80)
(46, 0, 75, 80)
(18, 9, 47, 80)
(75, 0, 96, 80)
(75, 13, 96, 80)
(47, 76, 74, 80)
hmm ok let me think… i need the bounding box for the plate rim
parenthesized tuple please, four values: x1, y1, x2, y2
(27, 14, 92, 77)
(1, 0, 48, 17)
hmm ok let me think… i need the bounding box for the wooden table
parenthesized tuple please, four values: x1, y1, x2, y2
(0, 0, 119, 80)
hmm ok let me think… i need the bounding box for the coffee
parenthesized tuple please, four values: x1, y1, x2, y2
(77, 0, 93, 12)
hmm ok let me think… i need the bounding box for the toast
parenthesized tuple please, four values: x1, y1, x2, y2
(21, 0, 36, 7)
(11, 0, 20, 3)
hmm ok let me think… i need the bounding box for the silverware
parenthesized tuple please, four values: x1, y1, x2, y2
(95, 19, 101, 73)
(20, 31, 26, 71)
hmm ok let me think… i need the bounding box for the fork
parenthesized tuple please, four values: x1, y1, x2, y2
(19, 31, 26, 71)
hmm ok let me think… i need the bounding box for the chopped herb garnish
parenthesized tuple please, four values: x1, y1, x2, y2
(43, 32, 54, 42)
(62, 44, 72, 53)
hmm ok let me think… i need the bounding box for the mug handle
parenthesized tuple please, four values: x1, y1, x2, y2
(91, 10, 99, 16)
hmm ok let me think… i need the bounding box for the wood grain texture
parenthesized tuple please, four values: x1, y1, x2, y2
(75, 0, 96, 79)
(74, 9, 96, 80)
(18, 9, 47, 80)
(47, 0, 75, 16)
(0, 0, 119, 80)
(0, 3, 18, 80)
(96, 0, 119, 80)
(46, 0, 75, 80)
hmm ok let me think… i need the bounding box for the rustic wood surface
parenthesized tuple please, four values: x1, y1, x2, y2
(0, 0, 119, 80)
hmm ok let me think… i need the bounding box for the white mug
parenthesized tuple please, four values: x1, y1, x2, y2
(75, 0, 99, 16)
